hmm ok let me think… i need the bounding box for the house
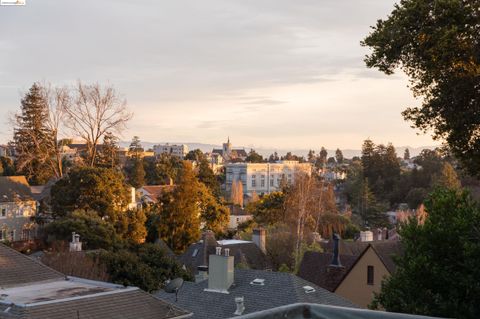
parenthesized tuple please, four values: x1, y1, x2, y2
(227, 205, 253, 229)
(0, 176, 37, 242)
(179, 230, 269, 275)
(225, 161, 312, 198)
(157, 246, 357, 319)
(298, 235, 402, 308)
(0, 243, 191, 319)
(138, 184, 175, 204)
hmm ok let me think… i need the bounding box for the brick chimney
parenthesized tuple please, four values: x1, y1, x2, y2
(205, 247, 234, 293)
(69, 232, 82, 252)
(252, 228, 266, 253)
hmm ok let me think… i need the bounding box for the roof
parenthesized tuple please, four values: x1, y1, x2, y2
(0, 244, 191, 319)
(0, 243, 64, 287)
(235, 303, 442, 319)
(298, 241, 402, 292)
(0, 176, 34, 203)
(298, 252, 358, 292)
(155, 269, 358, 319)
(0, 285, 190, 319)
(180, 233, 269, 273)
(141, 185, 175, 203)
(232, 149, 248, 158)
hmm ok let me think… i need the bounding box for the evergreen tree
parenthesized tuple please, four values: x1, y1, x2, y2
(372, 189, 480, 318)
(197, 158, 220, 197)
(156, 162, 202, 253)
(13, 83, 53, 185)
(404, 148, 410, 160)
(307, 150, 316, 163)
(433, 162, 461, 191)
(97, 132, 119, 168)
(246, 149, 264, 163)
(319, 147, 328, 164)
(128, 158, 146, 188)
(129, 136, 143, 159)
(335, 148, 344, 164)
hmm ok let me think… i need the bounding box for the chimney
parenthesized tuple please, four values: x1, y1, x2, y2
(329, 233, 342, 267)
(205, 247, 234, 293)
(69, 232, 82, 252)
(360, 231, 373, 242)
(252, 228, 266, 254)
(202, 230, 216, 266)
(377, 228, 383, 241)
(233, 297, 245, 316)
(195, 265, 209, 283)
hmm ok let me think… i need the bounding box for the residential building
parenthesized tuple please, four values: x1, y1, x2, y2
(298, 236, 402, 308)
(180, 230, 269, 275)
(228, 205, 253, 229)
(0, 176, 37, 242)
(157, 246, 357, 319)
(212, 137, 248, 162)
(154, 143, 189, 158)
(138, 184, 175, 205)
(0, 243, 190, 319)
(225, 161, 312, 197)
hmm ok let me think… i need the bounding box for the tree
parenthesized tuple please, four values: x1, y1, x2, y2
(307, 150, 316, 163)
(335, 148, 344, 164)
(230, 180, 244, 207)
(43, 210, 119, 250)
(197, 158, 220, 197)
(97, 132, 119, 168)
(268, 152, 279, 163)
(145, 153, 183, 185)
(198, 184, 229, 235)
(185, 149, 205, 162)
(327, 157, 336, 165)
(13, 83, 53, 184)
(64, 82, 132, 167)
(155, 162, 202, 253)
(246, 149, 264, 163)
(319, 147, 328, 164)
(98, 244, 192, 292)
(362, 0, 480, 176)
(50, 167, 130, 220)
(115, 209, 147, 244)
(371, 189, 480, 318)
(0, 157, 15, 176)
(404, 148, 410, 160)
(128, 136, 143, 159)
(127, 158, 146, 188)
(249, 192, 287, 226)
(432, 162, 461, 190)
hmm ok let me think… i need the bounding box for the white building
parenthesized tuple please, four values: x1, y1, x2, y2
(153, 143, 188, 158)
(225, 161, 312, 197)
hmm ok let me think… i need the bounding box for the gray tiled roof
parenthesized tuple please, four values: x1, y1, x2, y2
(180, 235, 269, 274)
(0, 176, 34, 203)
(0, 244, 64, 288)
(156, 269, 358, 319)
(0, 288, 190, 319)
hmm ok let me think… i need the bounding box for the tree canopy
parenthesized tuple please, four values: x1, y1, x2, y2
(372, 188, 480, 318)
(362, 0, 480, 176)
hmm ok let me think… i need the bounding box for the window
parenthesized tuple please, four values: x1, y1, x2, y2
(0, 230, 4, 241)
(21, 229, 31, 241)
(252, 180, 256, 187)
(367, 265, 374, 285)
(8, 230, 15, 242)
(270, 179, 274, 187)
(260, 180, 265, 187)
(192, 248, 199, 257)
(1, 208, 5, 217)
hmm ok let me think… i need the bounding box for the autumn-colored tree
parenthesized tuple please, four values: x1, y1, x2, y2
(230, 180, 244, 207)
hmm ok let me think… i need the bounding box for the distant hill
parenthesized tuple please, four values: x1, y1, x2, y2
(120, 141, 438, 159)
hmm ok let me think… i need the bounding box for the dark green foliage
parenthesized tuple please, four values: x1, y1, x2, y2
(335, 148, 344, 164)
(0, 157, 15, 176)
(197, 158, 221, 197)
(98, 243, 192, 292)
(246, 149, 264, 163)
(13, 83, 53, 185)
(50, 167, 130, 220)
(96, 132, 119, 168)
(248, 192, 287, 226)
(126, 158, 146, 188)
(128, 136, 143, 158)
(44, 210, 119, 250)
(143, 154, 183, 185)
(405, 187, 428, 209)
(185, 149, 205, 162)
(372, 188, 480, 318)
(362, 0, 480, 176)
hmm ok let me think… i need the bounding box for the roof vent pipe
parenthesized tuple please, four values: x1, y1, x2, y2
(224, 248, 230, 257)
(216, 247, 222, 255)
(330, 233, 342, 267)
(234, 297, 245, 316)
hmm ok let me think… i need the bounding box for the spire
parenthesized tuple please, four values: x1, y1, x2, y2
(227, 136, 230, 144)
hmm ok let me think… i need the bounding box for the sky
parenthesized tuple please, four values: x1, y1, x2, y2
(0, 0, 438, 150)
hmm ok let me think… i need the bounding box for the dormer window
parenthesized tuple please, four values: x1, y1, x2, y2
(250, 278, 265, 286)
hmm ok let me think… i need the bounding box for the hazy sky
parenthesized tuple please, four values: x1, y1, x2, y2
(0, 0, 437, 150)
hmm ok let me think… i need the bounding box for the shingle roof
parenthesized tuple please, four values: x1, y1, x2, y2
(298, 241, 402, 292)
(180, 233, 269, 273)
(0, 288, 190, 319)
(298, 252, 358, 292)
(156, 269, 358, 319)
(0, 244, 64, 287)
(141, 185, 175, 203)
(0, 176, 34, 203)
